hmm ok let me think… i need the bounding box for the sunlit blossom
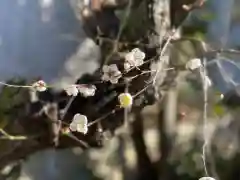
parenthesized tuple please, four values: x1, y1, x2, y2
(124, 48, 145, 70)
(32, 80, 47, 92)
(101, 64, 122, 84)
(69, 113, 88, 134)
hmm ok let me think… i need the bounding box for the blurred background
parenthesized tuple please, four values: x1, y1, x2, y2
(0, 0, 240, 180)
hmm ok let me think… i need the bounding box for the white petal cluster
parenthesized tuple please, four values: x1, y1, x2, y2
(64, 84, 96, 97)
(124, 48, 145, 70)
(199, 177, 216, 180)
(78, 84, 96, 97)
(32, 80, 47, 92)
(69, 113, 88, 134)
(118, 93, 133, 108)
(186, 58, 202, 70)
(64, 85, 79, 96)
(101, 64, 122, 84)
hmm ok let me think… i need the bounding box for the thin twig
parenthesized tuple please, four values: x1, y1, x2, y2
(200, 61, 209, 176)
(152, 30, 176, 85)
(200, 42, 210, 177)
(88, 109, 120, 127)
(103, 0, 133, 65)
(0, 82, 31, 88)
(60, 96, 76, 120)
(65, 132, 89, 148)
(0, 129, 28, 140)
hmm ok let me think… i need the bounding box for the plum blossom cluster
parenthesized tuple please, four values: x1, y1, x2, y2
(66, 48, 144, 134)
(101, 48, 145, 84)
(31, 80, 96, 97)
(31, 82, 134, 135)
(30, 80, 97, 135)
(64, 84, 96, 97)
(66, 92, 133, 135)
(1, 48, 142, 135)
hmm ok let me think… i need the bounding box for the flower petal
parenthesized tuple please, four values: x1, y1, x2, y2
(131, 48, 140, 53)
(124, 62, 131, 70)
(69, 122, 77, 131)
(109, 64, 119, 72)
(64, 85, 78, 96)
(113, 70, 121, 77)
(135, 58, 144, 67)
(76, 125, 88, 134)
(110, 78, 119, 84)
(73, 114, 88, 125)
(78, 85, 96, 97)
(102, 65, 109, 73)
(133, 53, 145, 64)
(125, 52, 134, 62)
(125, 48, 145, 68)
(101, 74, 110, 81)
(73, 113, 81, 121)
(83, 126, 88, 134)
(32, 80, 47, 92)
(37, 86, 47, 92)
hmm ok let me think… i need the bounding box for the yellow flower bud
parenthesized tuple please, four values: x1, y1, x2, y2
(118, 93, 133, 108)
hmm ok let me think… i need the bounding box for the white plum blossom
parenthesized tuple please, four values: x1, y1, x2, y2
(70, 113, 88, 134)
(199, 177, 216, 180)
(101, 64, 122, 84)
(124, 61, 131, 70)
(124, 48, 145, 70)
(64, 84, 96, 97)
(186, 58, 202, 70)
(118, 93, 133, 108)
(132, 48, 146, 64)
(64, 85, 79, 96)
(32, 80, 47, 92)
(77, 84, 96, 97)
